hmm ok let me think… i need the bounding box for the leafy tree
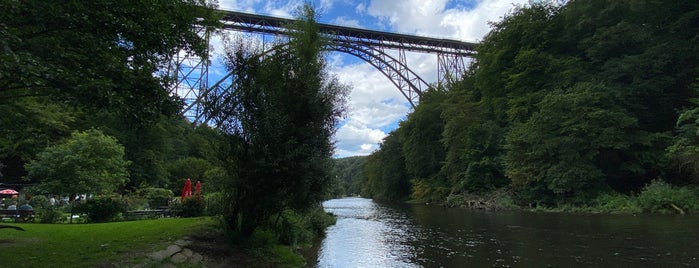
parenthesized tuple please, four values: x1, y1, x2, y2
(360, 131, 411, 201)
(25, 129, 130, 197)
(329, 156, 367, 197)
(0, 0, 219, 121)
(208, 5, 347, 236)
(440, 74, 508, 195)
(505, 83, 637, 202)
(0, 98, 76, 183)
(399, 90, 447, 181)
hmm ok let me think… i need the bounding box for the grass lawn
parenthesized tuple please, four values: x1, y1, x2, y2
(0, 217, 216, 267)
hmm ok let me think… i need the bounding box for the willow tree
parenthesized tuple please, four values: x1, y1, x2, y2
(208, 5, 347, 236)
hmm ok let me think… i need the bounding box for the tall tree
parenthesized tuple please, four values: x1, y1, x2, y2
(208, 5, 347, 236)
(360, 131, 410, 201)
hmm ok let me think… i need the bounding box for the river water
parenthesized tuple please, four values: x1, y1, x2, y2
(307, 197, 699, 267)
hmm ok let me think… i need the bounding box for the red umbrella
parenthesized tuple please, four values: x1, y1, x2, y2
(181, 178, 192, 200)
(0, 189, 18, 195)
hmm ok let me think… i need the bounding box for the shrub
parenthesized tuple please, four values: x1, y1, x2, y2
(593, 192, 641, 213)
(135, 187, 174, 209)
(637, 180, 699, 213)
(275, 210, 314, 246)
(29, 195, 65, 223)
(121, 195, 148, 211)
(307, 207, 336, 234)
(203, 192, 227, 216)
(273, 207, 336, 246)
(74, 196, 126, 222)
(170, 197, 205, 217)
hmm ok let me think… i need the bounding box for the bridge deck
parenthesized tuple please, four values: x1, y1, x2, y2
(219, 10, 476, 55)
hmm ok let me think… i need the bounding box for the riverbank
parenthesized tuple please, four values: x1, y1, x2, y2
(419, 180, 699, 214)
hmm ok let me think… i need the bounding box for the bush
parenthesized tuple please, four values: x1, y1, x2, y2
(121, 195, 148, 211)
(637, 180, 699, 213)
(203, 192, 227, 216)
(273, 207, 336, 246)
(307, 207, 336, 235)
(275, 210, 314, 246)
(29, 195, 65, 223)
(170, 197, 205, 217)
(74, 196, 126, 223)
(135, 187, 174, 209)
(592, 192, 641, 213)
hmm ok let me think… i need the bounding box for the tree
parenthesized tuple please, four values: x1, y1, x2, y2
(208, 5, 347, 236)
(0, 0, 219, 121)
(25, 129, 130, 197)
(360, 131, 411, 201)
(505, 83, 637, 202)
(0, 98, 76, 183)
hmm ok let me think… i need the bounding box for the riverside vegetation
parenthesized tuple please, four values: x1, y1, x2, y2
(335, 1, 699, 214)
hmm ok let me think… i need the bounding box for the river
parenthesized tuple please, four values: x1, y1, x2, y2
(306, 197, 699, 267)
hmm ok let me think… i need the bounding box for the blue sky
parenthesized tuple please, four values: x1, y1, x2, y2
(211, 0, 529, 157)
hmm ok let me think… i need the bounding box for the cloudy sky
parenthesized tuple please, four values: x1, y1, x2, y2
(212, 0, 529, 157)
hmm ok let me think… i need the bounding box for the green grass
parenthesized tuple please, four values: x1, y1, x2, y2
(0, 217, 215, 267)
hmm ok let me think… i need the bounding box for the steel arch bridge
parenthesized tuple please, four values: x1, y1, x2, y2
(169, 10, 476, 124)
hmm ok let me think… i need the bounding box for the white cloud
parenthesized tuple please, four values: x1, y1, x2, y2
(366, 0, 527, 41)
(332, 16, 362, 28)
(334, 118, 387, 157)
(218, 0, 262, 12)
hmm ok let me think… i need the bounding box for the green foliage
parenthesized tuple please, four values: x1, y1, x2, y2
(275, 210, 315, 247)
(0, 98, 76, 184)
(360, 131, 411, 201)
(637, 180, 699, 213)
(399, 89, 447, 180)
(592, 193, 641, 214)
(135, 187, 174, 208)
(29, 195, 65, 223)
(329, 156, 367, 197)
(667, 99, 699, 184)
(505, 83, 636, 198)
(26, 129, 130, 196)
(0, 0, 219, 121)
(360, 0, 699, 208)
(75, 196, 126, 223)
(409, 178, 450, 203)
(171, 197, 205, 217)
(203, 192, 226, 216)
(209, 4, 347, 237)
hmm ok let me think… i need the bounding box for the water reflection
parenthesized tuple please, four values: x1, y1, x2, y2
(316, 198, 419, 268)
(312, 198, 699, 268)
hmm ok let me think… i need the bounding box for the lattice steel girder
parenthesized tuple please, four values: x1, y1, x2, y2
(168, 25, 210, 121)
(438, 53, 467, 86)
(219, 10, 476, 56)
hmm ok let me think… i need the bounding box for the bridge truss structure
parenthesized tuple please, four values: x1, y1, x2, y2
(170, 10, 476, 124)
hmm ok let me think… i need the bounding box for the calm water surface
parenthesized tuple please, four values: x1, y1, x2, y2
(308, 197, 699, 267)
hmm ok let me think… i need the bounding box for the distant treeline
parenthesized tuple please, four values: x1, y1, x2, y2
(354, 0, 699, 208)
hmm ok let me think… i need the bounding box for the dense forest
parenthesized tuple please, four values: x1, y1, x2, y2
(359, 0, 699, 212)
